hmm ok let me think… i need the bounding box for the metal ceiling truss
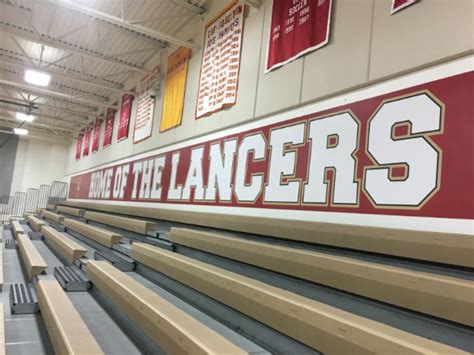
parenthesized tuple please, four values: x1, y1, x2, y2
(0, 66, 111, 102)
(170, 0, 207, 14)
(0, 21, 156, 75)
(0, 115, 78, 134)
(0, 48, 125, 92)
(0, 79, 115, 109)
(0, 104, 86, 126)
(0, 94, 97, 120)
(44, 0, 201, 50)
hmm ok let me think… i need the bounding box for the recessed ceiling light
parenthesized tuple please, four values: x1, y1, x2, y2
(14, 128, 28, 136)
(16, 112, 35, 122)
(24, 69, 51, 87)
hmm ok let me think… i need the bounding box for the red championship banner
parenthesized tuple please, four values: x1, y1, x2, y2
(75, 129, 84, 161)
(82, 124, 93, 157)
(391, 0, 417, 14)
(266, 0, 332, 73)
(69, 61, 473, 233)
(134, 67, 159, 144)
(91, 117, 103, 153)
(196, 1, 244, 118)
(117, 94, 134, 142)
(103, 108, 116, 148)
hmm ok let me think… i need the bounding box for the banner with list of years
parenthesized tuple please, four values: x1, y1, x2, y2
(133, 68, 159, 144)
(196, 1, 244, 119)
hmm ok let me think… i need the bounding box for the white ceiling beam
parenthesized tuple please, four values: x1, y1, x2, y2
(45, 0, 201, 50)
(0, 22, 155, 75)
(0, 50, 127, 93)
(170, 0, 207, 14)
(0, 115, 79, 134)
(0, 79, 115, 109)
(0, 105, 86, 126)
(0, 94, 97, 119)
(0, 66, 111, 103)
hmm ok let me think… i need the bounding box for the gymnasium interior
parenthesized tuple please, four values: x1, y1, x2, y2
(0, 0, 472, 354)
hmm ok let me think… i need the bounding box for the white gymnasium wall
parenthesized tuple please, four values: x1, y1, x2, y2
(65, 0, 473, 176)
(10, 136, 69, 194)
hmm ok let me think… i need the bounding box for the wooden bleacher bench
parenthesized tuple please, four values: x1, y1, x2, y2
(0, 304, 4, 355)
(26, 214, 46, 232)
(17, 234, 47, 279)
(60, 201, 474, 268)
(36, 280, 104, 355)
(41, 226, 88, 263)
(170, 228, 474, 327)
(84, 211, 156, 234)
(86, 260, 246, 354)
(56, 205, 83, 217)
(63, 218, 122, 248)
(130, 243, 467, 354)
(46, 204, 56, 211)
(41, 210, 64, 224)
(10, 219, 25, 238)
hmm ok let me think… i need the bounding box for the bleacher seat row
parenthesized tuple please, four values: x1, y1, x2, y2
(2, 203, 471, 354)
(59, 201, 473, 268)
(63, 218, 122, 248)
(130, 243, 466, 354)
(41, 226, 87, 263)
(86, 260, 247, 354)
(26, 214, 46, 232)
(170, 227, 474, 326)
(36, 280, 103, 355)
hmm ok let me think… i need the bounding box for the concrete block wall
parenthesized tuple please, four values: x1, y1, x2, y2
(66, 0, 473, 176)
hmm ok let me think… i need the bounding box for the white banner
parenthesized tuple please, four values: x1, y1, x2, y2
(196, 1, 244, 118)
(133, 68, 158, 144)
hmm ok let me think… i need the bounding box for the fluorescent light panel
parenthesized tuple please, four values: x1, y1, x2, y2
(16, 112, 35, 122)
(24, 69, 51, 87)
(14, 128, 28, 136)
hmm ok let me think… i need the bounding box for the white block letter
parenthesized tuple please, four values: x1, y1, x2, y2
(150, 156, 166, 200)
(303, 112, 359, 205)
(168, 152, 183, 200)
(139, 159, 154, 199)
(204, 139, 237, 201)
(131, 162, 143, 199)
(364, 94, 442, 206)
(234, 133, 266, 202)
(182, 147, 205, 200)
(264, 123, 305, 203)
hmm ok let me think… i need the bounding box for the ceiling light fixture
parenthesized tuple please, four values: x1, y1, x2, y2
(16, 112, 35, 122)
(14, 128, 28, 136)
(24, 69, 51, 87)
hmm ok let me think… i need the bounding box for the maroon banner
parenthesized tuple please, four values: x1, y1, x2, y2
(69, 70, 473, 221)
(391, 0, 417, 14)
(103, 108, 116, 148)
(75, 129, 84, 161)
(92, 117, 103, 153)
(117, 94, 134, 142)
(82, 124, 93, 157)
(266, 0, 332, 73)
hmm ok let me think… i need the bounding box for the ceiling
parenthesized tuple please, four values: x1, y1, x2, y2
(0, 0, 210, 139)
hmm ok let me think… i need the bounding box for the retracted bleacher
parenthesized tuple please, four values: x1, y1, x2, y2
(59, 200, 474, 267)
(51, 200, 474, 353)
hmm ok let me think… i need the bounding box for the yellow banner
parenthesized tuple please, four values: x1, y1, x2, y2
(160, 47, 190, 132)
